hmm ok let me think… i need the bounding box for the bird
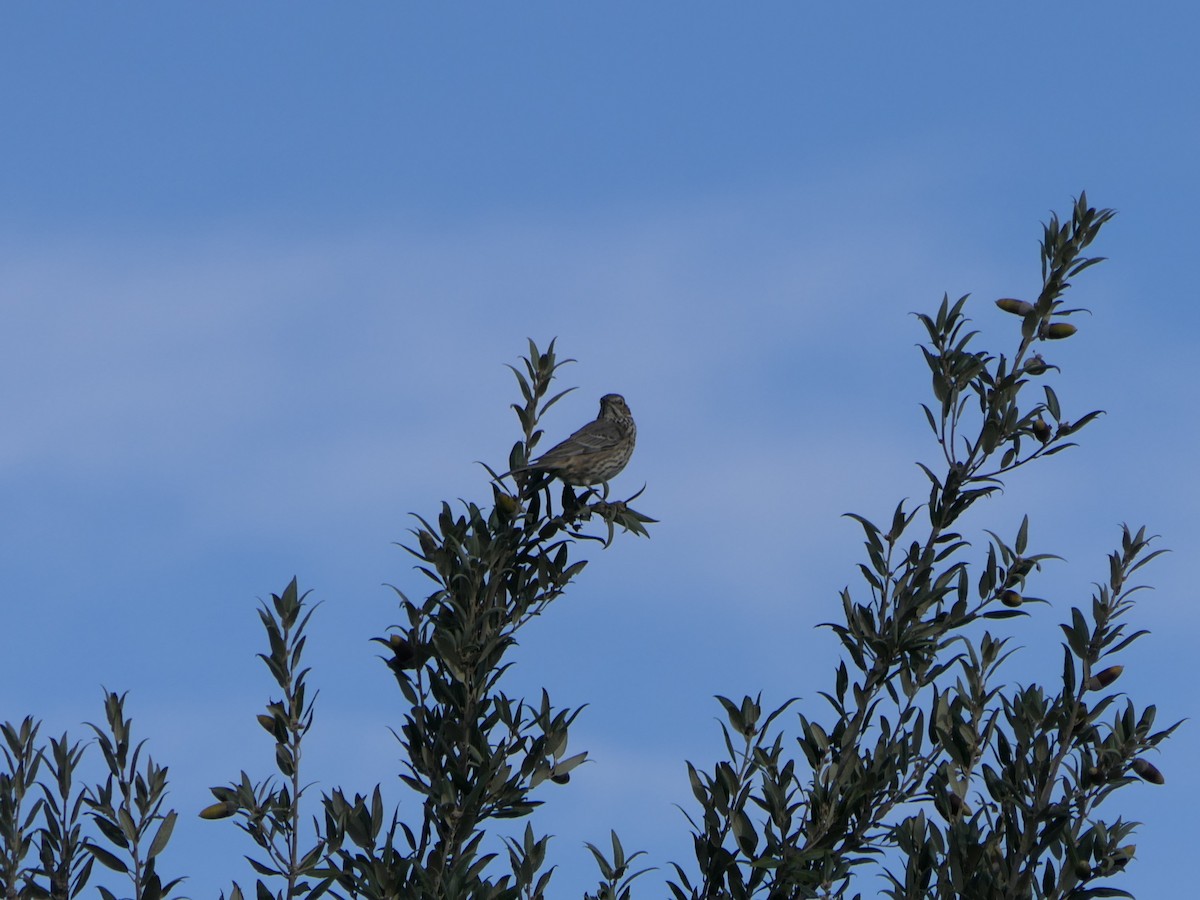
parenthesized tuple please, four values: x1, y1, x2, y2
(511, 394, 636, 487)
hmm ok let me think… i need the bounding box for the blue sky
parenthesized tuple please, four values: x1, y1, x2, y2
(2, 3, 1197, 897)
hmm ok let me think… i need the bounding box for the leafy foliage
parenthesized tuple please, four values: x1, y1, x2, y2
(200, 579, 336, 900)
(82, 691, 183, 900)
(1, 195, 1175, 899)
(667, 194, 1177, 899)
(0, 695, 183, 900)
(315, 339, 654, 898)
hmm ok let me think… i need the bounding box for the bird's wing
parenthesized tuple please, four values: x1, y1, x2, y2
(536, 420, 623, 462)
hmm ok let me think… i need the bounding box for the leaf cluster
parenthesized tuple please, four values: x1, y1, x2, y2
(2, 693, 182, 900)
(667, 195, 1177, 899)
(201, 579, 336, 899)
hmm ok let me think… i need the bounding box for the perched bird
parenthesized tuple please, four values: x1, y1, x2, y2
(513, 394, 636, 487)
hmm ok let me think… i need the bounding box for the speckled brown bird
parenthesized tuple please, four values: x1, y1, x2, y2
(514, 394, 636, 486)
